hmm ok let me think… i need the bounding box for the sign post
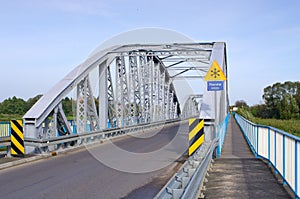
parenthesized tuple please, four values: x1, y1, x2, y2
(204, 60, 227, 157)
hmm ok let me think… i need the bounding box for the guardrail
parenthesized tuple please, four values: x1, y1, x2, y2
(15, 119, 181, 154)
(234, 113, 300, 199)
(155, 114, 230, 199)
(155, 139, 218, 199)
(0, 119, 181, 155)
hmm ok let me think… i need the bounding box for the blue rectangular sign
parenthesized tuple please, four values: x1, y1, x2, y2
(207, 81, 224, 91)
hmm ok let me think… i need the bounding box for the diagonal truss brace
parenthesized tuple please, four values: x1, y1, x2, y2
(76, 76, 100, 133)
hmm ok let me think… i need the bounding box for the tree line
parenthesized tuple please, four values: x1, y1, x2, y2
(235, 81, 300, 120)
(0, 95, 74, 120)
(1, 81, 299, 121)
(0, 95, 42, 115)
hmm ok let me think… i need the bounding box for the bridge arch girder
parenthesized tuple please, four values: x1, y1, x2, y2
(23, 42, 228, 145)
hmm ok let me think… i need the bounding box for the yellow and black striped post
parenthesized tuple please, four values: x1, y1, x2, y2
(10, 120, 25, 156)
(188, 118, 204, 156)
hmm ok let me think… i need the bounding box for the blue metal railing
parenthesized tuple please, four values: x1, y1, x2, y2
(234, 113, 300, 199)
(216, 113, 230, 157)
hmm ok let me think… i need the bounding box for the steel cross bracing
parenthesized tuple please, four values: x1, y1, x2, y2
(23, 42, 228, 153)
(76, 77, 100, 133)
(182, 94, 203, 119)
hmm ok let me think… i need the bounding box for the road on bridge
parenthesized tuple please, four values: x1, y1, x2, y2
(0, 123, 188, 199)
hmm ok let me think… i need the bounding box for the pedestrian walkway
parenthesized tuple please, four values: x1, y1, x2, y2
(203, 114, 291, 198)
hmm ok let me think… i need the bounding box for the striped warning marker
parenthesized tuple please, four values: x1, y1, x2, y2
(10, 120, 25, 156)
(188, 118, 204, 156)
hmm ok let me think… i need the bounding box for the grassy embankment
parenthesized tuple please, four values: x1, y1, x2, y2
(236, 109, 300, 137)
(252, 118, 300, 137)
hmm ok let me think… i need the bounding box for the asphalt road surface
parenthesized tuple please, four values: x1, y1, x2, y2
(0, 122, 188, 199)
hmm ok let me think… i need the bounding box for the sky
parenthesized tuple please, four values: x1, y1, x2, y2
(0, 0, 300, 106)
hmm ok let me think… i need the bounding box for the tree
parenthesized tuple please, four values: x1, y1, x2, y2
(291, 95, 299, 118)
(62, 97, 74, 116)
(295, 82, 300, 110)
(0, 96, 27, 115)
(262, 81, 300, 119)
(234, 100, 249, 109)
(263, 83, 282, 118)
(277, 94, 291, 119)
(277, 93, 299, 119)
(250, 104, 268, 118)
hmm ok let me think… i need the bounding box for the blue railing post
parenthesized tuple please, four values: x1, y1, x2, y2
(295, 140, 298, 198)
(274, 131, 277, 170)
(256, 125, 259, 158)
(268, 127, 270, 161)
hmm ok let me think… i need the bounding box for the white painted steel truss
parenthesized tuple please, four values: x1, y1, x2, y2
(23, 42, 228, 141)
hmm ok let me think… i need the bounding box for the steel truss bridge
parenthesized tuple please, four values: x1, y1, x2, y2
(23, 42, 228, 151)
(1, 41, 298, 198)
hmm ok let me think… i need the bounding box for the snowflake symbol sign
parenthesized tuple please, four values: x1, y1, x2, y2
(210, 68, 220, 79)
(204, 60, 226, 81)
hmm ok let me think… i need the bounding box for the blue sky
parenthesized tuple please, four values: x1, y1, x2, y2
(0, 0, 300, 105)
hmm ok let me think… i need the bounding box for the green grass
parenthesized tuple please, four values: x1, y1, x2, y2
(0, 114, 23, 122)
(252, 118, 300, 137)
(235, 109, 300, 137)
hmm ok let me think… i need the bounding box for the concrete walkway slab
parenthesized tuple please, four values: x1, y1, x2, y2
(203, 114, 291, 198)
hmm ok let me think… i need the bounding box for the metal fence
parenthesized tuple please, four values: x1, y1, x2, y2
(216, 113, 230, 157)
(234, 113, 299, 199)
(0, 122, 10, 153)
(0, 122, 10, 137)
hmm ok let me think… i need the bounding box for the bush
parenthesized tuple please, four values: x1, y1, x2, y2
(236, 108, 254, 120)
(252, 118, 300, 137)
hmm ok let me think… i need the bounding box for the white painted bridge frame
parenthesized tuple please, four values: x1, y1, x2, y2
(22, 42, 228, 154)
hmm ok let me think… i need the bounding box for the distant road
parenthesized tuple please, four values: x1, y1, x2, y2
(0, 122, 188, 199)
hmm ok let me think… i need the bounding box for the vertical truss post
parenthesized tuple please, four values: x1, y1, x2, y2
(128, 54, 140, 125)
(148, 55, 154, 123)
(139, 55, 146, 123)
(115, 56, 130, 127)
(159, 69, 165, 121)
(173, 102, 177, 119)
(165, 81, 170, 120)
(77, 78, 87, 133)
(76, 77, 100, 133)
(169, 91, 174, 119)
(86, 78, 100, 131)
(139, 54, 153, 123)
(53, 107, 58, 137)
(152, 61, 159, 122)
(99, 61, 111, 130)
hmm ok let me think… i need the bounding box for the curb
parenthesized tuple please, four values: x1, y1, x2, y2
(0, 154, 51, 170)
